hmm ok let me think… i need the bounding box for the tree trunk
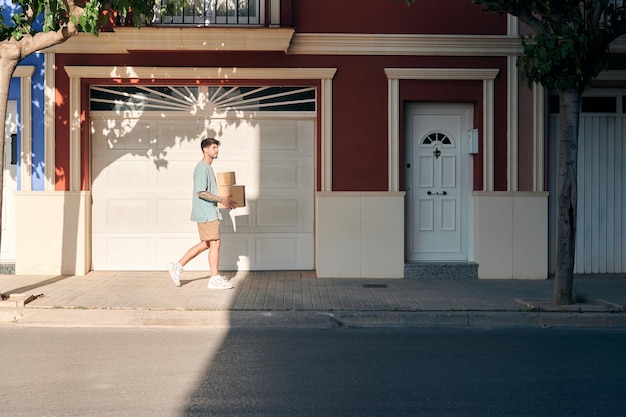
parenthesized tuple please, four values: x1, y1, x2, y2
(553, 87, 582, 305)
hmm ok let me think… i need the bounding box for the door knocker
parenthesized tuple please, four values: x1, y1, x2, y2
(433, 147, 441, 159)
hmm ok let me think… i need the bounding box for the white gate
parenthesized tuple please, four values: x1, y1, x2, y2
(549, 91, 626, 274)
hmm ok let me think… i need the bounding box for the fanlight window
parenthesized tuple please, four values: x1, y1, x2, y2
(421, 131, 453, 146)
(90, 85, 316, 113)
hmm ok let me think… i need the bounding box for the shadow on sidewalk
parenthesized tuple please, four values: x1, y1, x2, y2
(1, 275, 70, 299)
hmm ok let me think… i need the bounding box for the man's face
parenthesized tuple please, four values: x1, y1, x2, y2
(204, 143, 219, 159)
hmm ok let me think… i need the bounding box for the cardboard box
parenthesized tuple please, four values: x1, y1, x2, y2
(218, 185, 246, 208)
(217, 171, 236, 186)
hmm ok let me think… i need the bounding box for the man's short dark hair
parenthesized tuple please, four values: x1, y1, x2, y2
(201, 138, 220, 150)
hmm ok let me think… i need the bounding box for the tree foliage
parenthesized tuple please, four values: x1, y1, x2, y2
(0, 1, 158, 55)
(402, 0, 626, 92)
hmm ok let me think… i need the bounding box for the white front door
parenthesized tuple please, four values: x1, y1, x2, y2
(1, 101, 17, 265)
(405, 103, 472, 262)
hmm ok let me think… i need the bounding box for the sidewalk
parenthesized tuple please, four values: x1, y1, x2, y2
(1, 271, 626, 328)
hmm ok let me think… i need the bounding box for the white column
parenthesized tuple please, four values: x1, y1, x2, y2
(13, 66, 34, 192)
(44, 53, 56, 191)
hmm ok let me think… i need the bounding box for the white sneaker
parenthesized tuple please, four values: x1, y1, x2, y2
(168, 262, 183, 287)
(208, 275, 234, 290)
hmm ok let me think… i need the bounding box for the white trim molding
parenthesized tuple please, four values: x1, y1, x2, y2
(533, 84, 545, 193)
(385, 68, 500, 192)
(289, 34, 522, 56)
(508, 56, 518, 192)
(44, 53, 56, 191)
(46, 32, 524, 57)
(45, 27, 295, 54)
(64, 66, 337, 192)
(12, 66, 35, 192)
(507, 15, 519, 36)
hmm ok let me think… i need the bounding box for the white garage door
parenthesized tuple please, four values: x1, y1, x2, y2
(91, 112, 315, 271)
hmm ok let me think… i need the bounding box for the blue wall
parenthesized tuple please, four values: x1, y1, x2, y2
(4, 1, 46, 191)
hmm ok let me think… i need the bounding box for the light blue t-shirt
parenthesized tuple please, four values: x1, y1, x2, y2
(190, 161, 222, 222)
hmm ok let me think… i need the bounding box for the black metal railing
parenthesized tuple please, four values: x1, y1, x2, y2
(151, 0, 293, 27)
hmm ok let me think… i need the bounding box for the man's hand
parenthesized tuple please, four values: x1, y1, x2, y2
(220, 195, 237, 209)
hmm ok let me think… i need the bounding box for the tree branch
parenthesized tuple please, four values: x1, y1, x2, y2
(17, 0, 84, 57)
(18, 23, 79, 57)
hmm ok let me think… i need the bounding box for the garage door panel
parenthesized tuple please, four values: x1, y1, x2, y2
(256, 199, 300, 228)
(260, 161, 300, 189)
(157, 199, 191, 228)
(257, 237, 299, 265)
(259, 123, 300, 151)
(220, 211, 251, 230)
(214, 160, 253, 188)
(107, 160, 153, 188)
(254, 235, 314, 270)
(93, 236, 153, 269)
(93, 159, 153, 191)
(92, 119, 153, 153)
(156, 160, 195, 189)
(156, 234, 206, 271)
(218, 238, 251, 271)
(156, 122, 204, 151)
(298, 121, 315, 155)
(209, 122, 256, 153)
(106, 199, 153, 229)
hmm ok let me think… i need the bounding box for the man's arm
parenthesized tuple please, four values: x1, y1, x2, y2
(197, 191, 236, 209)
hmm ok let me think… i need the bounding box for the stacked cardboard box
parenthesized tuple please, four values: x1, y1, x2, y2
(217, 171, 246, 209)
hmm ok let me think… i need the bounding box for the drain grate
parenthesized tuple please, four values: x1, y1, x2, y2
(362, 284, 388, 289)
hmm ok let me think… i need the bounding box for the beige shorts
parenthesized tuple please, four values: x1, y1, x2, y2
(197, 220, 220, 241)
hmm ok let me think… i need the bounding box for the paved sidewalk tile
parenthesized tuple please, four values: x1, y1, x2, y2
(2, 271, 626, 318)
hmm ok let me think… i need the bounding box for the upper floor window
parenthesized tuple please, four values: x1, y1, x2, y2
(549, 91, 626, 114)
(154, 0, 264, 26)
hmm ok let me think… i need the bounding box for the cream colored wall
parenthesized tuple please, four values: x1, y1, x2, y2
(473, 192, 548, 279)
(15, 192, 91, 275)
(316, 192, 405, 278)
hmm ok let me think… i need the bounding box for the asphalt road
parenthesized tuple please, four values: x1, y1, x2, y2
(1, 327, 625, 417)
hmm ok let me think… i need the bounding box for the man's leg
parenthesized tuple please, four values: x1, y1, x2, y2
(207, 239, 233, 289)
(208, 239, 220, 277)
(179, 240, 210, 267)
(169, 240, 209, 287)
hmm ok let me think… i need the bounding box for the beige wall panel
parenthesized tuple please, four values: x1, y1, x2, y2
(513, 195, 548, 278)
(15, 192, 91, 275)
(316, 192, 404, 278)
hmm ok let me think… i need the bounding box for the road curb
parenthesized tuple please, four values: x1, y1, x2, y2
(330, 311, 626, 329)
(2, 308, 626, 329)
(1, 308, 339, 329)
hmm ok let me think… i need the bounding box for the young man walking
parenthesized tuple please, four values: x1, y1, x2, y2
(168, 138, 236, 289)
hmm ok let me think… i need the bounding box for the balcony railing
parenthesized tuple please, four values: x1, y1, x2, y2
(152, 0, 292, 27)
